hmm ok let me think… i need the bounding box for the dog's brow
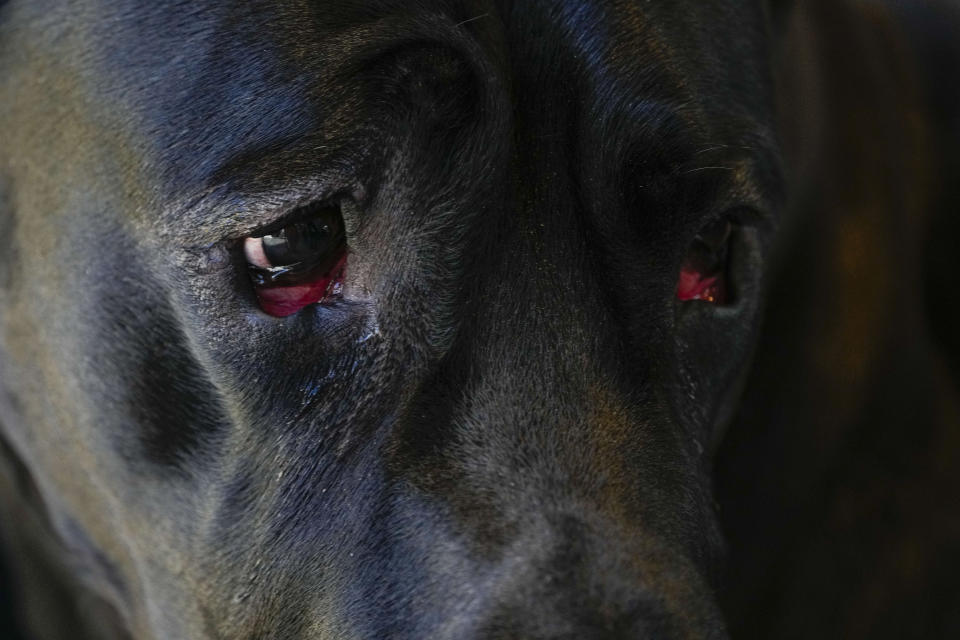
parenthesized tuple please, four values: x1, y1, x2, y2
(608, 100, 780, 210)
(159, 170, 355, 249)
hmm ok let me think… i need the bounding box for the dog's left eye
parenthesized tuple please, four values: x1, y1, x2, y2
(676, 218, 731, 304)
(244, 205, 348, 317)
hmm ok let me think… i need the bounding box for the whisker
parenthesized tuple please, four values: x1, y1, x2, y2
(681, 165, 736, 175)
(694, 144, 756, 155)
(454, 13, 490, 28)
(694, 146, 728, 155)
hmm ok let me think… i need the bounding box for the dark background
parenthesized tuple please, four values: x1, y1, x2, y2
(1, 552, 22, 639)
(714, 0, 960, 637)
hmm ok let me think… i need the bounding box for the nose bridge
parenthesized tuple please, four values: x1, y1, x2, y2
(382, 139, 726, 640)
(466, 181, 634, 494)
(468, 509, 726, 640)
(408, 170, 710, 546)
(396, 104, 704, 532)
(473, 151, 615, 394)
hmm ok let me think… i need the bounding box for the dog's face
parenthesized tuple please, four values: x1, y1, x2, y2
(0, 1, 782, 637)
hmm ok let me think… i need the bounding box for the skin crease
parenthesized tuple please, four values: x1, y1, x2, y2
(0, 0, 955, 638)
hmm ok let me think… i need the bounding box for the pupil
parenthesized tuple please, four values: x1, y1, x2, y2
(260, 208, 344, 268)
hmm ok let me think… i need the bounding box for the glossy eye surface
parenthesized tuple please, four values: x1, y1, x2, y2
(244, 205, 347, 317)
(676, 218, 731, 304)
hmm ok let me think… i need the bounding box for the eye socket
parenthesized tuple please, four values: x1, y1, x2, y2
(244, 204, 348, 317)
(676, 217, 732, 305)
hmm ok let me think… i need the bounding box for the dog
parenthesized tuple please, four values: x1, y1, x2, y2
(0, 1, 957, 638)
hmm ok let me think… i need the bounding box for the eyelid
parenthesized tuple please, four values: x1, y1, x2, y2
(244, 198, 346, 240)
(694, 218, 732, 248)
(168, 177, 363, 251)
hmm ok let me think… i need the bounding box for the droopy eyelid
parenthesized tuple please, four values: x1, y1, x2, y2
(164, 174, 363, 250)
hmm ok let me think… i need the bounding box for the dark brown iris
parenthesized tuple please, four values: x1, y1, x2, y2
(248, 206, 346, 287)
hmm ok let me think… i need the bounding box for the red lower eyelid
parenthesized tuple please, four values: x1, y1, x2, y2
(676, 267, 725, 304)
(253, 253, 347, 317)
(257, 249, 724, 313)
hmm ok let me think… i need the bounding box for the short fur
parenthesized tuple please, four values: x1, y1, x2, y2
(0, 1, 957, 638)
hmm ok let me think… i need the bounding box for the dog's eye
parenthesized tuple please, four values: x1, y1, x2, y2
(244, 205, 348, 317)
(676, 218, 731, 304)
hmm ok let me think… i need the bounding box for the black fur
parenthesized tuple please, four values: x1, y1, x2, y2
(0, 1, 956, 638)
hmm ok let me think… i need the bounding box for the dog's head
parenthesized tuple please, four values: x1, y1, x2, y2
(0, 1, 786, 637)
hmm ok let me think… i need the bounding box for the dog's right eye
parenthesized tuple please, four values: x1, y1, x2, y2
(243, 204, 348, 317)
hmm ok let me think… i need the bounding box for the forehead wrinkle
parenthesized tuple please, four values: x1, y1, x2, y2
(561, 0, 775, 161)
(554, 0, 698, 119)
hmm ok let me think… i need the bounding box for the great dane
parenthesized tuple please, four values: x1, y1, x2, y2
(0, 0, 957, 638)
